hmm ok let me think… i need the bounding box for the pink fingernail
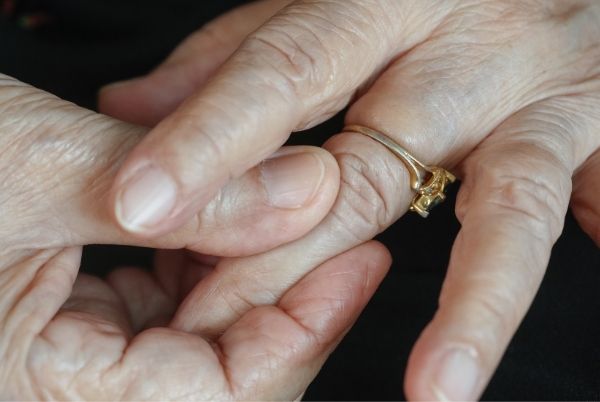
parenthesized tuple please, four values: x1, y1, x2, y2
(115, 165, 177, 233)
(260, 152, 325, 209)
(431, 347, 481, 401)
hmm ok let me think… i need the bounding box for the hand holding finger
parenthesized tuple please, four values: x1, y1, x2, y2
(108, 0, 451, 237)
(0, 75, 339, 257)
(159, 3, 600, 399)
(169, 0, 600, 336)
(0, 73, 383, 400)
(17, 240, 389, 399)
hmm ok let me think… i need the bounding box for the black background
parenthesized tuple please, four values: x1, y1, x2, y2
(1, 0, 599, 400)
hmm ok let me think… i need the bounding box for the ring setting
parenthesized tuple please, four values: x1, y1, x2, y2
(343, 125, 455, 218)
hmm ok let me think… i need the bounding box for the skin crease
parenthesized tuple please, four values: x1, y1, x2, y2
(100, 0, 600, 400)
(0, 74, 394, 400)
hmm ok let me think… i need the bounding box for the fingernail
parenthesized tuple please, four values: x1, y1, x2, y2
(431, 347, 481, 401)
(115, 165, 177, 233)
(260, 152, 325, 209)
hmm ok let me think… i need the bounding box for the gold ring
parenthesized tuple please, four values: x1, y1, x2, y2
(343, 125, 456, 218)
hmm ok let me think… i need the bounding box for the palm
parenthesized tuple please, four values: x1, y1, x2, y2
(21, 248, 227, 400)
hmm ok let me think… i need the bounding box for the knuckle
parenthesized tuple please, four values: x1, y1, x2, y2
(474, 290, 519, 330)
(331, 150, 399, 241)
(243, 26, 332, 102)
(468, 153, 569, 243)
(194, 273, 281, 337)
(463, 289, 520, 350)
(440, 284, 526, 354)
(494, 177, 564, 239)
(239, 0, 394, 102)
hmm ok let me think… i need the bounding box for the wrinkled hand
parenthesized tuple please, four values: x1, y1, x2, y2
(0, 75, 391, 400)
(101, 1, 600, 400)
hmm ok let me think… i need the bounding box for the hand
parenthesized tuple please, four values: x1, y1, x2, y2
(100, 1, 600, 400)
(0, 75, 389, 400)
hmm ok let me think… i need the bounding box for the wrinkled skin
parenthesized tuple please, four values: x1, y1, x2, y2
(0, 75, 393, 400)
(101, 0, 600, 400)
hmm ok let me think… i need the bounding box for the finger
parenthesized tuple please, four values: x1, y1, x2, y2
(172, 4, 600, 335)
(107, 252, 221, 333)
(153, 249, 218, 303)
(217, 241, 391, 400)
(110, 0, 452, 236)
(1, 247, 84, 399)
(107, 267, 176, 331)
(105, 145, 340, 254)
(1, 247, 81, 335)
(60, 273, 133, 337)
(99, 144, 340, 255)
(171, 130, 412, 336)
(405, 94, 600, 401)
(93, 242, 387, 401)
(572, 148, 600, 246)
(0, 76, 339, 255)
(98, 0, 291, 126)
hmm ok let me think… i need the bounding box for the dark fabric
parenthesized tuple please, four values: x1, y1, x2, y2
(1, 0, 599, 399)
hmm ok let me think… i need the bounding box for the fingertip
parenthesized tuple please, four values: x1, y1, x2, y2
(404, 331, 435, 401)
(354, 240, 393, 290)
(110, 145, 337, 248)
(404, 329, 444, 402)
(335, 240, 392, 290)
(261, 146, 339, 209)
(98, 70, 188, 127)
(201, 146, 340, 256)
(368, 240, 393, 272)
(109, 134, 221, 239)
(281, 241, 391, 336)
(405, 327, 483, 402)
(98, 77, 155, 125)
(113, 163, 179, 236)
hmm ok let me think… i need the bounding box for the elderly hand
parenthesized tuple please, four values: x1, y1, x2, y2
(0, 74, 392, 400)
(100, 0, 600, 400)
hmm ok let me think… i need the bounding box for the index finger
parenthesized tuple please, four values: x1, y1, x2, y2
(110, 0, 451, 236)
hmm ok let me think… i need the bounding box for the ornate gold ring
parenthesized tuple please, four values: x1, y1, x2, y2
(344, 125, 456, 218)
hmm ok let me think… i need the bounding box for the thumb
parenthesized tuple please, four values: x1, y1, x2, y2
(98, 0, 290, 127)
(1, 75, 339, 256)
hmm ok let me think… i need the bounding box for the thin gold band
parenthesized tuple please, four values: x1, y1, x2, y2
(344, 124, 456, 218)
